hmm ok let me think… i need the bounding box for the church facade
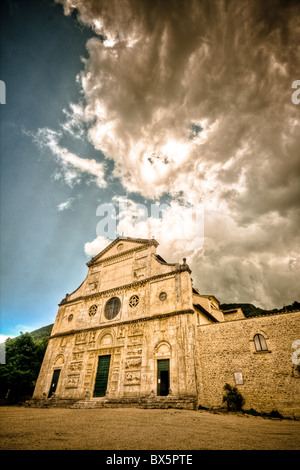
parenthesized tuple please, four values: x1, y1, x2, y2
(33, 237, 300, 418)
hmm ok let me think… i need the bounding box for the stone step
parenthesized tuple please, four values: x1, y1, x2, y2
(25, 396, 197, 410)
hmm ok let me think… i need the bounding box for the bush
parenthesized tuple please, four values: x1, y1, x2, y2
(0, 333, 48, 403)
(222, 383, 245, 411)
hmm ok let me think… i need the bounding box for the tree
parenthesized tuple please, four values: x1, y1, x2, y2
(0, 333, 48, 403)
(222, 383, 245, 411)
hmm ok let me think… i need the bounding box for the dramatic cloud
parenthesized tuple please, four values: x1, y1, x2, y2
(57, 0, 300, 201)
(84, 196, 204, 259)
(56, 0, 300, 308)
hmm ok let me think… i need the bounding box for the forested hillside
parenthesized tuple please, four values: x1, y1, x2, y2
(220, 301, 300, 317)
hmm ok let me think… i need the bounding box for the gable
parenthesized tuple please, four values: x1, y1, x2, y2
(86, 237, 158, 266)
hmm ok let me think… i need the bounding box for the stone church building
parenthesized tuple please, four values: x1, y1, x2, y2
(33, 237, 300, 418)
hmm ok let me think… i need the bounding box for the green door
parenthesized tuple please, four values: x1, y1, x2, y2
(93, 355, 111, 397)
(157, 359, 170, 396)
(48, 369, 61, 398)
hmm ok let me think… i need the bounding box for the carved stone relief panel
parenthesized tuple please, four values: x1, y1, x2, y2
(125, 358, 142, 368)
(129, 334, 143, 346)
(83, 352, 96, 388)
(126, 345, 143, 356)
(72, 351, 84, 361)
(68, 362, 83, 373)
(118, 325, 126, 337)
(73, 343, 86, 353)
(66, 375, 80, 389)
(128, 322, 144, 336)
(88, 330, 96, 346)
(75, 331, 88, 344)
(124, 371, 141, 384)
(117, 325, 126, 345)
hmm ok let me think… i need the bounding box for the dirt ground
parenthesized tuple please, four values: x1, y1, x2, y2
(0, 406, 299, 450)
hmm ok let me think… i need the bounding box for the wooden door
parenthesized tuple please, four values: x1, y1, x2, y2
(93, 355, 111, 397)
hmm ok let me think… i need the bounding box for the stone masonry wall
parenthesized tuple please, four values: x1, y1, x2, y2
(197, 311, 300, 418)
(33, 311, 198, 406)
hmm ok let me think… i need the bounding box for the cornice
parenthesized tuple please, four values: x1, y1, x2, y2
(59, 265, 191, 306)
(95, 245, 147, 267)
(193, 303, 219, 323)
(49, 309, 195, 340)
(86, 238, 159, 267)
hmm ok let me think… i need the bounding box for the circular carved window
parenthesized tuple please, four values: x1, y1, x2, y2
(129, 294, 139, 308)
(117, 243, 124, 252)
(159, 292, 167, 301)
(68, 314, 73, 322)
(89, 304, 98, 316)
(104, 297, 121, 320)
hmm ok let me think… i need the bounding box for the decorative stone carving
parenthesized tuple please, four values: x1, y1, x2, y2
(89, 331, 96, 342)
(88, 304, 98, 316)
(129, 322, 144, 335)
(125, 358, 142, 368)
(129, 334, 143, 345)
(125, 372, 141, 383)
(118, 325, 126, 337)
(72, 351, 84, 361)
(68, 362, 83, 372)
(66, 375, 80, 388)
(127, 345, 142, 356)
(129, 294, 140, 308)
(75, 332, 88, 344)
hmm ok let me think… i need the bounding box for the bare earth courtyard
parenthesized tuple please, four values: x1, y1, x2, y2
(0, 406, 299, 451)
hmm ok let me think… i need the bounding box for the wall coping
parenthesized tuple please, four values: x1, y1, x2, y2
(197, 310, 300, 327)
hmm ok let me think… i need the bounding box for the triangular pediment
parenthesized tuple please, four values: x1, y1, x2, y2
(86, 237, 158, 266)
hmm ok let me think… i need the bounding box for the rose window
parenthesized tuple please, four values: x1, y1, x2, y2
(104, 297, 121, 320)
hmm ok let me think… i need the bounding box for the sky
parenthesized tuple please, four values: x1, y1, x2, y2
(0, 0, 300, 341)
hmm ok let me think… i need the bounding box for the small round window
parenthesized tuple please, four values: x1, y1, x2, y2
(117, 243, 124, 251)
(129, 294, 139, 308)
(104, 297, 121, 320)
(159, 292, 167, 301)
(68, 314, 73, 322)
(89, 304, 98, 316)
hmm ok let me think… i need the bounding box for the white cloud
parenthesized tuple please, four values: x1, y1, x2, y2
(29, 127, 107, 188)
(57, 198, 74, 212)
(85, 197, 204, 260)
(84, 235, 110, 257)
